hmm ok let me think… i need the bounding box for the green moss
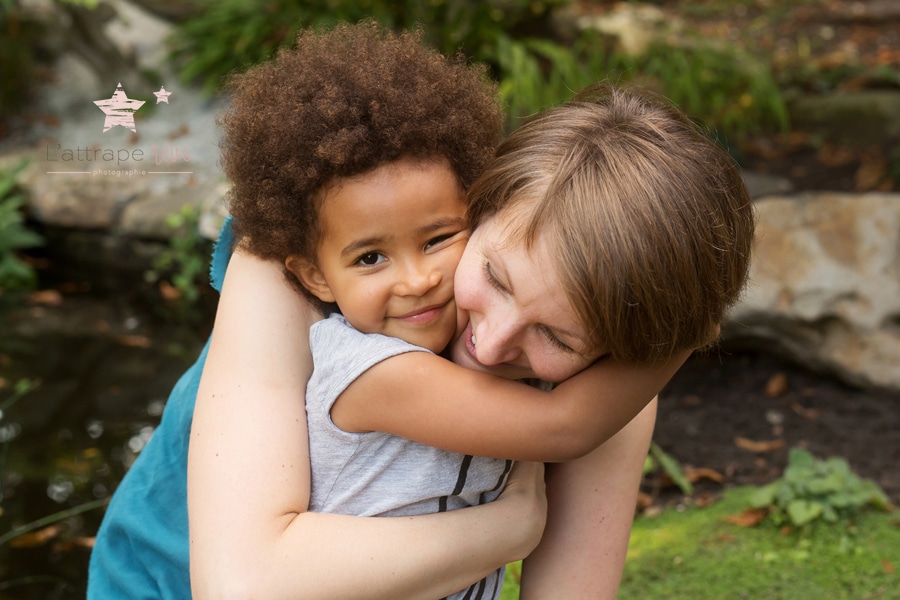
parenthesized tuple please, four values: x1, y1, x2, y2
(501, 487, 898, 599)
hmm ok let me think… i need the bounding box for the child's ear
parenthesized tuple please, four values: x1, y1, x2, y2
(285, 255, 336, 304)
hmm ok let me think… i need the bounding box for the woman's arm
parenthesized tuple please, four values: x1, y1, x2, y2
(519, 398, 657, 599)
(188, 250, 546, 600)
(336, 349, 687, 462)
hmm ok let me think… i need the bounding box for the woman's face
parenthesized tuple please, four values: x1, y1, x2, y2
(449, 209, 604, 383)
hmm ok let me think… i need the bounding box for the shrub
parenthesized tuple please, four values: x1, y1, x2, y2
(0, 161, 43, 291)
(750, 447, 892, 527)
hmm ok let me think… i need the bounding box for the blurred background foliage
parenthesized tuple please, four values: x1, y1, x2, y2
(165, 0, 788, 140)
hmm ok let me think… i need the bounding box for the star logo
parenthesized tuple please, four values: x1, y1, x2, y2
(93, 82, 145, 133)
(154, 86, 172, 104)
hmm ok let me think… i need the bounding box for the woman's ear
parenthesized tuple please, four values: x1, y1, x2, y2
(285, 255, 336, 303)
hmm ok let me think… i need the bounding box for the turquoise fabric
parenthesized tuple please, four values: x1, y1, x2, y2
(87, 218, 233, 599)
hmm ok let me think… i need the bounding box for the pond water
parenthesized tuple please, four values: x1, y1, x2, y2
(0, 255, 215, 599)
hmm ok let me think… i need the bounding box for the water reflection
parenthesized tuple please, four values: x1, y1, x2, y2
(0, 289, 212, 599)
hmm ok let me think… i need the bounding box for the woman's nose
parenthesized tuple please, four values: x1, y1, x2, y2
(473, 316, 522, 366)
(393, 260, 442, 297)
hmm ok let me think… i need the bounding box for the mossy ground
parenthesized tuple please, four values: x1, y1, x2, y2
(501, 487, 898, 599)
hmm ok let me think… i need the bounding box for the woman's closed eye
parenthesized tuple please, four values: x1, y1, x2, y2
(482, 261, 508, 294)
(539, 324, 575, 353)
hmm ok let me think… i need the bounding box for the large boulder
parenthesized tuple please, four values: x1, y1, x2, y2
(724, 193, 900, 391)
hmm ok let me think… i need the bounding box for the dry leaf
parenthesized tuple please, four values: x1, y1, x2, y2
(723, 508, 768, 527)
(764, 372, 788, 397)
(883, 560, 895, 574)
(694, 492, 720, 508)
(9, 525, 61, 548)
(118, 335, 152, 348)
(28, 289, 63, 306)
(734, 436, 785, 453)
(855, 155, 886, 191)
(159, 280, 181, 301)
(791, 401, 820, 420)
(636, 491, 654, 511)
(684, 466, 725, 484)
(817, 143, 855, 167)
(681, 394, 702, 407)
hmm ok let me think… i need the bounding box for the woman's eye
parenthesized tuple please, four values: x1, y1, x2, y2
(483, 261, 507, 293)
(356, 252, 385, 266)
(541, 325, 574, 353)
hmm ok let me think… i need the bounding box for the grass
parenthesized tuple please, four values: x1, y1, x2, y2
(501, 487, 898, 599)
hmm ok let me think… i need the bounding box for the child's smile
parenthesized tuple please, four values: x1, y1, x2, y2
(288, 158, 469, 354)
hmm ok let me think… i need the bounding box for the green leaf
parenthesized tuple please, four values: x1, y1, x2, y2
(787, 499, 822, 526)
(649, 442, 693, 495)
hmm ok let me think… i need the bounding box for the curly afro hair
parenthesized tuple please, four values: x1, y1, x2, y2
(219, 21, 503, 266)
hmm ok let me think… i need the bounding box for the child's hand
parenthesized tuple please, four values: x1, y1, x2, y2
(497, 461, 548, 559)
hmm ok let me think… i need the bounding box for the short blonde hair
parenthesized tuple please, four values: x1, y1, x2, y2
(466, 83, 755, 363)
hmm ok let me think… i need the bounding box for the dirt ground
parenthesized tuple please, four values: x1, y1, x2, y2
(645, 349, 900, 509)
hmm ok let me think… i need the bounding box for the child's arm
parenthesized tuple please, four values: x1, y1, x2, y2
(519, 398, 657, 599)
(333, 348, 688, 462)
(188, 250, 547, 600)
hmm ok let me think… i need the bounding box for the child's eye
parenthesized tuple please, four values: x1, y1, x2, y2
(425, 232, 458, 250)
(356, 252, 385, 266)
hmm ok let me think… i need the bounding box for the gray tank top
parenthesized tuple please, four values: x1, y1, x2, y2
(307, 315, 512, 599)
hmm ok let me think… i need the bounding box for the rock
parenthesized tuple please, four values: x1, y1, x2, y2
(788, 91, 900, 146)
(557, 1, 682, 56)
(742, 171, 793, 199)
(724, 192, 900, 392)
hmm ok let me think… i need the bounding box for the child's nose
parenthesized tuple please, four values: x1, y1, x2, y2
(393, 261, 442, 296)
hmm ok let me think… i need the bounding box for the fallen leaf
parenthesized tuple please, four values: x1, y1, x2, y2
(883, 559, 895, 574)
(28, 289, 63, 306)
(764, 372, 788, 397)
(791, 401, 820, 420)
(734, 437, 785, 453)
(636, 491, 654, 511)
(681, 394, 702, 407)
(694, 492, 720, 508)
(9, 525, 61, 548)
(817, 143, 855, 167)
(118, 335, 152, 348)
(723, 508, 768, 527)
(684, 466, 725, 484)
(855, 151, 886, 191)
(159, 280, 181, 301)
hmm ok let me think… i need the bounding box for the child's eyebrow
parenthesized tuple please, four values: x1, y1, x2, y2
(417, 216, 466, 236)
(340, 237, 384, 259)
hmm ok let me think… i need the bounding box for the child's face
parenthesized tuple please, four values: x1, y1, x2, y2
(290, 159, 468, 354)
(449, 207, 604, 383)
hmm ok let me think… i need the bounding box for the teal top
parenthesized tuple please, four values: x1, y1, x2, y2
(87, 218, 234, 599)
